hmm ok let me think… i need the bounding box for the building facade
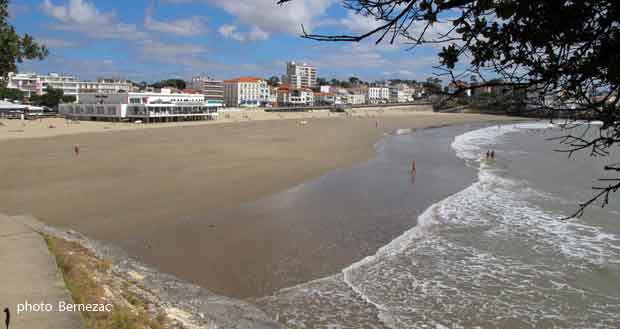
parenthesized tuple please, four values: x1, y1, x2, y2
(6, 72, 132, 97)
(389, 85, 414, 103)
(367, 87, 390, 103)
(59, 89, 217, 122)
(189, 76, 225, 107)
(284, 62, 317, 89)
(276, 86, 314, 106)
(223, 77, 269, 107)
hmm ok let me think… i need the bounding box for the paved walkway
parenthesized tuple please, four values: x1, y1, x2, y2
(0, 213, 83, 329)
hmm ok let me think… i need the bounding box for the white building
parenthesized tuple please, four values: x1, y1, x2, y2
(284, 62, 317, 89)
(276, 86, 314, 106)
(367, 87, 390, 104)
(223, 77, 269, 107)
(189, 76, 224, 107)
(6, 72, 132, 97)
(59, 89, 217, 122)
(0, 100, 46, 119)
(315, 92, 340, 105)
(346, 93, 366, 105)
(389, 85, 414, 103)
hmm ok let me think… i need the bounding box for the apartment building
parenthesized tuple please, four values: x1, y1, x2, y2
(367, 87, 390, 103)
(223, 77, 269, 107)
(6, 72, 132, 97)
(284, 62, 317, 89)
(389, 85, 414, 103)
(189, 76, 225, 107)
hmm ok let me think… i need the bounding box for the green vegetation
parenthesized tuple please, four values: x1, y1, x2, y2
(0, 85, 23, 101)
(0, 0, 48, 80)
(149, 79, 186, 90)
(44, 235, 167, 329)
(29, 87, 75, 109)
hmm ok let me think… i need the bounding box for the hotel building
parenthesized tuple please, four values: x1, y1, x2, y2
(367, 87, 390, 104)
(59, 89, 217, 122)
(189, 76, 225, 107)
(223, 77, 269, 107)
(284, 62, 317, 89)
(6, 72, 132, 98)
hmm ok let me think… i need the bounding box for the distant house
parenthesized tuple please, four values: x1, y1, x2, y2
(276, 86, 314, 106)
(447, 80, 471, 96)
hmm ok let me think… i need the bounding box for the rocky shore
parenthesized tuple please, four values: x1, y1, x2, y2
(19, 214, 280, 329)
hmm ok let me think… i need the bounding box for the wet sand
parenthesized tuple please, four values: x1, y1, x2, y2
(0, 111, 522, 298)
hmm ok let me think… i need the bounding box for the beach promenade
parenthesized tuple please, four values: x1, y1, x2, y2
(0, 213, 83, 329)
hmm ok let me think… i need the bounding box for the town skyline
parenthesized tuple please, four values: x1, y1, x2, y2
(10, 0, 444, 82)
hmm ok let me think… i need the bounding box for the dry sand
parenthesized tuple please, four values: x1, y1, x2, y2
(0, 106, 430, 141)
(0, 107, 523, 298)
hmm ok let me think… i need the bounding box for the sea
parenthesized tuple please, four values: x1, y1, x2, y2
(256, 121, 620, 329)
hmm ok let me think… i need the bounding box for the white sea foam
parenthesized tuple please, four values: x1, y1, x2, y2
(259, 122, 620, 328)
(338, 121, 620, 328)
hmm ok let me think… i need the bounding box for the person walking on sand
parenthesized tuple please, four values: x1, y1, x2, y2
(73, 144, 80, 156)
(411, 160, 417, 176)
(491, 150, 495, 159)
(4, 307, 10, 329)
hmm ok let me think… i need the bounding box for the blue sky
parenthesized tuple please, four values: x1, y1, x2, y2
(9, 0, 445, 82)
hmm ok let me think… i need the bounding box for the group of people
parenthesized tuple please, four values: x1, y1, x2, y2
(485, 150, 496, 160)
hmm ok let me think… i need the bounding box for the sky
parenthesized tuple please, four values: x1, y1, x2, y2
(9, 0, 446, 83)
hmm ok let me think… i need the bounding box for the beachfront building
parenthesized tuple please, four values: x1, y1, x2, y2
(0, 100, 46, 119)
(59, 89, 218, 122)
(223, 77, 270, 107)
(345, 93, 366, 105)
(276, 86, 314, 106)
(283, 62, 317, 89)
(367, 87, 390, 104)
(6, 72, 132, 98)
(389, 85, 414, 103)
(315, 92, 341, 105)
(189, 76, 225, 108)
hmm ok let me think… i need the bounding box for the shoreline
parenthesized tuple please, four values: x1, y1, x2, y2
(0, 112, 529, 299)
(0, 105, 432, 141)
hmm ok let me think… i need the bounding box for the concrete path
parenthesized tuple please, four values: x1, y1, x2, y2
(0, 213, 83, 329)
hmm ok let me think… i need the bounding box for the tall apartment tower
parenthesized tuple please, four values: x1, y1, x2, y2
(189, 76, 224, 107)
(285, 62, 317, 89)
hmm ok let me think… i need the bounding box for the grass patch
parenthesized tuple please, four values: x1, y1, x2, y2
(44, 235, 167, 329)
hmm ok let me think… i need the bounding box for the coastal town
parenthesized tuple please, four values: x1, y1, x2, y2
(3, 0, 619, 328)
(1, 61, 444, 122)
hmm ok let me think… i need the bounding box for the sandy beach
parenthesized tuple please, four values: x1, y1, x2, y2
(0, 107, 523, 297)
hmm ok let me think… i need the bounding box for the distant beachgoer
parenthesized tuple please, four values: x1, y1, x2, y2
(4, 307, 10, 329)
(411, 160, 417, 175)
(485, 150, 490, 159)
(74, 144, 80, 156)
(491, 150, 495, 159)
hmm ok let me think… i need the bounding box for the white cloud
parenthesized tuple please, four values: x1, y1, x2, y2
(341, 12, 382, 35)
(316, 44, 388, 69)
(210, 0, 333, 39)
(144, 7, 208, 36)
(218, 24, 268, 42)
(40, 0, 146, 39)
(38, 37, 78, 48)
